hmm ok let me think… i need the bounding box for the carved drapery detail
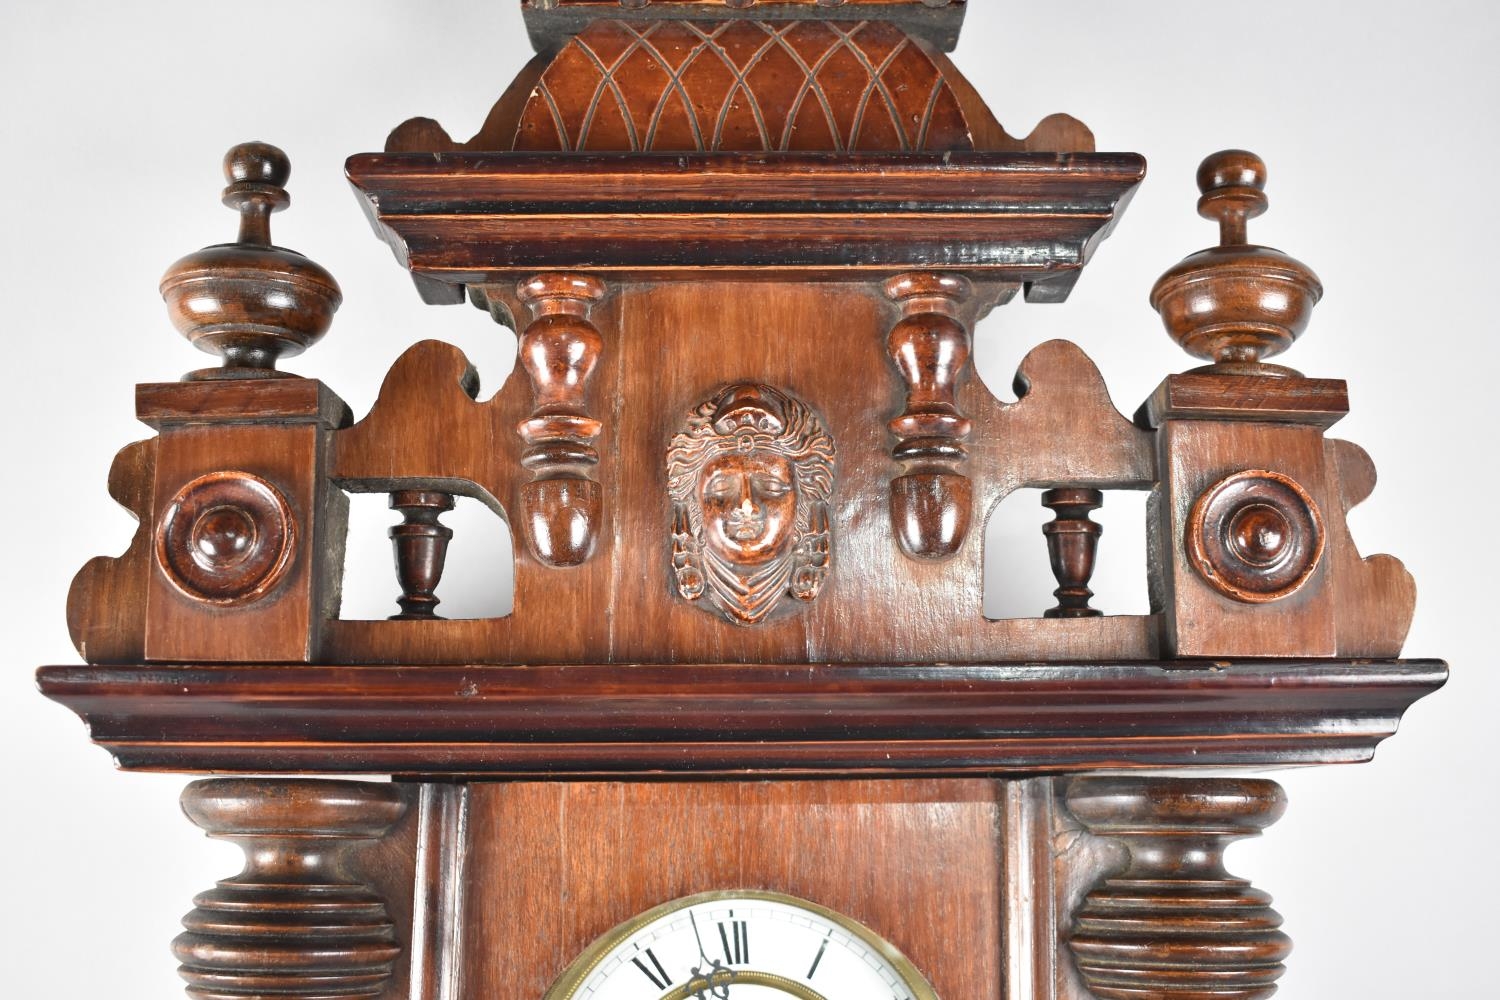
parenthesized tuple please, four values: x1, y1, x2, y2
(667, 383, 834, 625)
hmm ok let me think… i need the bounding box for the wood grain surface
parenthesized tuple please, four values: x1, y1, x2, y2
(462, 779, 1001, 1000)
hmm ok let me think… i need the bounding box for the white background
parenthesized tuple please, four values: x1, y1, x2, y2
(3, 2, 1495, 997)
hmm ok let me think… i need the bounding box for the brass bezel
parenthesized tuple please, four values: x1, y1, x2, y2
(541, 889, 941, 1000)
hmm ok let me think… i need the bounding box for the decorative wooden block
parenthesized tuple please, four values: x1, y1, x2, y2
(66, 437, 157, 663)
(1143, 150, 1390, 658)
(138, 379, 349, 663)
(174, 779, 407, 1000)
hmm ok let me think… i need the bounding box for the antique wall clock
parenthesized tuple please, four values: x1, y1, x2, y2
(33, 2, 1450, 1000)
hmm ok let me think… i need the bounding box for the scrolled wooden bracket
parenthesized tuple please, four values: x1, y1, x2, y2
(1066, 776, 1291, 1000)
(66, 437, 157, 663)
(516, 274, 607, 568)
(885, 273, 974, 561)
(173, 779, 407, 1000)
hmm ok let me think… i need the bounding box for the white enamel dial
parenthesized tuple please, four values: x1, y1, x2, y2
(543, 891, 939, 1000)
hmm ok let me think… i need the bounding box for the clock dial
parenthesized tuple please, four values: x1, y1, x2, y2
(544, 890, 939, 1000)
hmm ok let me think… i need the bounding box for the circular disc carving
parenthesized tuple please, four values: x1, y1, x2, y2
(158, 472, 295, 605)
(1188, 470, 1323, 603)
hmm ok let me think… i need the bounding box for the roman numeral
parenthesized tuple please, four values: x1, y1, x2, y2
(631, 948, 672, 990)
(717, 918, 749, 965)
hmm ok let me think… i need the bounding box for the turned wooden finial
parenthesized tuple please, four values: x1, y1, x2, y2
(160, 142, 342, 381)
(173, 779, 406, 1000)
(1151, 150, 1322, 376)
(1067, 776, 1292, 999)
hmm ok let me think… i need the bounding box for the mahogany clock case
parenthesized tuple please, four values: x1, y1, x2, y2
(4, 2, 1494, 999)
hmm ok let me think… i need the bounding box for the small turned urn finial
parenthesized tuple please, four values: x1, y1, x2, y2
(1151, 150, 1323, 376)
(160, 142, 342, 381)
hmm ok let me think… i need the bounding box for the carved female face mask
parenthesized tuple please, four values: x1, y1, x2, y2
(698, 452, 798, 566)
(667, 384, 835, 626)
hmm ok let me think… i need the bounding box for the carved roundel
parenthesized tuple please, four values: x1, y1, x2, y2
(157, 471, 296, 605)
(1187, 470, 1325, 603)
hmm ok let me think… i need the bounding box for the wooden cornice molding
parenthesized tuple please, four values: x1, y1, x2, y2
(38, 659, 1446, 777)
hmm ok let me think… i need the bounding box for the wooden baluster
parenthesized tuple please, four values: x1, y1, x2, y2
(1066, 776, 1291, 1000)
(516, 274, 606, 567)
(389, 490, 455, 620)
(1042, 488, 1103, 617)
(885, 273, 974, 561)
(173, 779, 407, 1000)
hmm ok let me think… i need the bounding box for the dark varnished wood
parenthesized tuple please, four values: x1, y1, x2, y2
(516, 274, 607, 567)
(388, 490, 455, 619)
(493, 19, 982, 153)
(325, 302, 1159, 664)
(1042, 488, 1103, 618)
(1186, 470, 1325, 604)
(161, 143, 341, 381)
(65, 436, 156, 663)
(134, 379, 348, 664)
(1141, 150, 1416, 659)
(37, 6, 1451, 1000)
(156, 471, 297, 606)
(885, 273, 974, 561)
(1065, 777, 1291, 1000)
(1151, 151, 1322, 377)
(173, 779, 409, 1000)
(345, 151, 1145, 300)
(667, 382, 835, 625)
(392, 4, 1091, 161)
(35, 659, 1445, 775)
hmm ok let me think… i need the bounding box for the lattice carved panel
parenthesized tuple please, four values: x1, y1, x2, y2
(512, 19, 975, 152)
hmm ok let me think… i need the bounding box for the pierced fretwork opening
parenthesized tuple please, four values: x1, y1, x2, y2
(983, 487, 1149, 620)
(337, 489, 514, 621)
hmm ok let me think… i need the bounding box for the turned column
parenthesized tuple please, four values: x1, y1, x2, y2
(885, 273, 974, 561)
(516, 274, 606, 567)
(173, 779, 407, 1000)
(1066, 777, 1291, 999)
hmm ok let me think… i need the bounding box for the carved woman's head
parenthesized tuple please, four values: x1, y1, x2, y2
(667, 384, 835, 626)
